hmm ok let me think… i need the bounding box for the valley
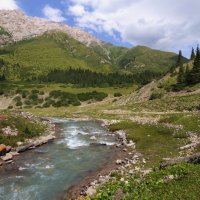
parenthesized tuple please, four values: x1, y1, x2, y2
(0, 9, 200, 200)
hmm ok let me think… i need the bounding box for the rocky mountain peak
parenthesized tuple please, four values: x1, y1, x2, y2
(0, 10, 102, 47)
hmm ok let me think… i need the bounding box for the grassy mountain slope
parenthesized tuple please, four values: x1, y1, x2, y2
(0, 31, 183, 81)
(0, 31, 114, 80)
(116, 46, 179, 73)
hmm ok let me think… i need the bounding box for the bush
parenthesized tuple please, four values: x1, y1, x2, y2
(16, 101, 23, 107)
(39, 91, 45, 95)
(8, 105, 13, 109)
(77, 91, 108, 102)
(114, 92, 122, 97)
(28, 93, 38, 101)
(31, 89, 40, 94)
(21, 90, 29, 98)
(0, 89, 4, 96)
(150, 89, 166, 100)
(13, 96, 21, 102)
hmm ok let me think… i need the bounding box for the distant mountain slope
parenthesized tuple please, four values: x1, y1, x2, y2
(0, 31, 115, 80)
(116, 46, 178, 73)
(0, 10, 184, 81)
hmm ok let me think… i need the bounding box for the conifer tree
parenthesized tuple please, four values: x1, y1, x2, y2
(176, 50, 183, 67)
(177, 61, 185, 84)
(190, 47, 196, 60)
(190, 46, 200, 84)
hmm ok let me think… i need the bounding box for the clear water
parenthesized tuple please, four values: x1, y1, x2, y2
(0, 119, 116, 200)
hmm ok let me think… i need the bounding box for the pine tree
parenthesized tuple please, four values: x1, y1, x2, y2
(176, 50, 183, 67)
(177, 62, 185, 84)
(190, 46, 200, 84)
(190, 47, 196, 60)
(185, 64, 190, 84)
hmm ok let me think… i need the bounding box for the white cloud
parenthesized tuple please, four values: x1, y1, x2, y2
(68, 5, 86, 16)
(0, 0, 19, 10)
(67, 0, 200, 55)
(43, 5, 66, 22)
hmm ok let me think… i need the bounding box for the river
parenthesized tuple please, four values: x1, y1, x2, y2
(0, 118, 117, 200)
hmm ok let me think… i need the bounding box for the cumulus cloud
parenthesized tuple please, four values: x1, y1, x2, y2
(43, 5, 66, 22)
(0, 0, 19, 10)
(67, 0, 200, 55)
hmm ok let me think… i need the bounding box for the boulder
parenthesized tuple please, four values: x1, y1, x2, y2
(116, 159, 124, 165)
(0, 144, 7, 156)
(1, 153, 13, 161)
(6, 146, 12, 153)
(90, 136, 97, 140)
(160, 153, 200, 168)
(86, 187, 96, 196)
(17, 141, 23, 146)
(16, 143, 34, 153)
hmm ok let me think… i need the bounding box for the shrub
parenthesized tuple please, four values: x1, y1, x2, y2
(150, 89, 166, 100)
(13, 96, 21, 102)
(114, 92, 122, 97)
(8, 105, 13, 109)
(16, 101, 23, 107)
(31, 89, 40, 94)
(21, 90, 29, 98)
(0, 89, 4, 96)
(28, 93, 38, 101)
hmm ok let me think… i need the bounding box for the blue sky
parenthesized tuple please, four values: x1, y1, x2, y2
(1, 0, 200, 57)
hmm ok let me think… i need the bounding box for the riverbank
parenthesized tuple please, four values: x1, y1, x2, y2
(0, 112, 56, 168)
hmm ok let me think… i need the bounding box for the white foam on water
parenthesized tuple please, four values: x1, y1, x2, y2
(19, 167, 28, 171)
(66, 137, 89, 149)
(45, 165, 54, 169)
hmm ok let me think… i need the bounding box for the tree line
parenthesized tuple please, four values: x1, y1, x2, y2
(175, 46, 200, 89)
(38, 68, 162, 87)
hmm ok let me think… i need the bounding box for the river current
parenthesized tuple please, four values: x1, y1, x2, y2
(0, 118, 116, 200)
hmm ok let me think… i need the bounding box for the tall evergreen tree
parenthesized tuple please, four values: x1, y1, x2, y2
(176, 50, 183, 67)
(190, 47, 196, 60)
(185, 64, 191, 84)
(177, 61, 185, 84)
(190, 46, 200, 84)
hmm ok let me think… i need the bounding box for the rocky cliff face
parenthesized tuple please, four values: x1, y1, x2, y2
(0, 10, 102, 47)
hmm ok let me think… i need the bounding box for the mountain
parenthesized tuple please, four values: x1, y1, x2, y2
(0, 10, 102, 47)
(0, 10, 183, 82)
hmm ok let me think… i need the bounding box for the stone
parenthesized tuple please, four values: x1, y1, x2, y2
(6, 146, 12, 153)
(86, 187, 96, 196)
(1, 153, 13, 161)
(129, 170, 134, 175)
(116, 159, 124, 165)
(123, 148, 127, 152)
(90, 136, 97, 140)
(17, 141, 23, 146)
(16, 143, 34, 153)
(164, 175, 174, 182)
(2, 126, 18, 136)
(0, 144, 7, 156)
(10, 151, 19, 156)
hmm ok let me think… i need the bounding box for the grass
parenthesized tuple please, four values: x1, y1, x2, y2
(109, 121, 187, 167)
(89, 163, 200, 200)
(0, 111, 46, 146)
(130, 93, 200, 112)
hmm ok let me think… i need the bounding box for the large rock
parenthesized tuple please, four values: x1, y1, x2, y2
(160, 153, 200, 168)
(1, 153, 13, 161)
(16, 143, 34, 153)
(0, 144, 7, 156)
(86, 187, 96, 196)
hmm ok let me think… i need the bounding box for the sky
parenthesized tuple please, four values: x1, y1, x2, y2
(0, 0, 199, 57)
